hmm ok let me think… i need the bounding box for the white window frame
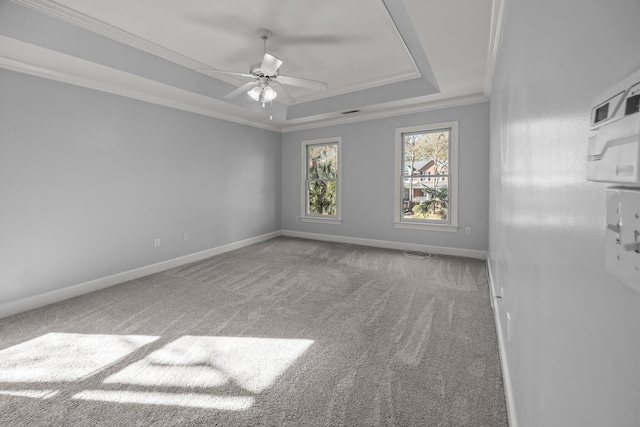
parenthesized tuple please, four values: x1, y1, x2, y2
(394, 121, 459, 232)
(300, 136, 343, 224)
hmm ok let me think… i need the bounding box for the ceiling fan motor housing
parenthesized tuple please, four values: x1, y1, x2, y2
(250, 62, 275, 78)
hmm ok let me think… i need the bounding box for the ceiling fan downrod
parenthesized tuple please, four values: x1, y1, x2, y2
(258, 29, 272, 54)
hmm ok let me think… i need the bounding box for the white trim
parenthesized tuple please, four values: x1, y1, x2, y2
(0, 230, 486, 320)
(301, 136, 343, 222)
(12, 0, 207, 69)
(293, 71, 420, 104)
(12, 0, 421, 102)
(0, 34, 489, 134)
(0, 36, 281, 132)
(487, 255, 518, 427)
(394, 121, 459, 230)
(300, 217, 343, 225)
(0, 231, 281, 320)
(282, 94, 488, 133)
(281, 230, 486, 260)
(484, 0, 508, 96)
(293, 0, 421, 103)
(393, 221, 459, 232)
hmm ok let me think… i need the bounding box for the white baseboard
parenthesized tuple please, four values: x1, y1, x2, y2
(487, 255, 517, 427)
(0, 230, 485, 320)
(0, 231, 281, 320)
(281, 230, 487, 260)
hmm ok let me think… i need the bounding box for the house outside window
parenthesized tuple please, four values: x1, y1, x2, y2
(394, 121, 459, 232)
(301, 137, 342, 224)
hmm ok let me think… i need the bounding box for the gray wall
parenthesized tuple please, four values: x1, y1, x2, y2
(489, 0, 640, 426)
(0, 70, 282, 305)
(282, 102, 490, 252)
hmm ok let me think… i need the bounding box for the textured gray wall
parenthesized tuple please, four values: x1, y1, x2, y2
(0, 70, 282, 305)
(281, 102, 490, 252)
(489, 0, 640, 425)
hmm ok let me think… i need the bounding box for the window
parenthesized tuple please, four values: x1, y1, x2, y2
(394, 121, 458, 232)
(301, 137, 342, 224)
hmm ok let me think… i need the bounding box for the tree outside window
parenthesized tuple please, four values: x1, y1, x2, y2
(301, 137, 342, 224)
(402, 130, 450, 221)
(395, 121, 458, 232)
(307, 143, 337, 215)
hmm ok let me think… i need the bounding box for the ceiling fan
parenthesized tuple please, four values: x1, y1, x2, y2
(199, 29, 328, 106)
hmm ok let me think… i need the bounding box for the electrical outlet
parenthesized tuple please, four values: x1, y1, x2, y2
(183, 233, 189, 242)
(295, 216, 300, 221)
(154, 238, 161, 248)
(465, 227, 472, 235)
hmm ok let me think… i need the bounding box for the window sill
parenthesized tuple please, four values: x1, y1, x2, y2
(301, 216, 343, 225)
(393, 221, 459, 233)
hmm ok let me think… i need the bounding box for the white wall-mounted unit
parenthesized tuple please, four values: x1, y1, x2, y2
(605, 187, 640, 292)
(587, 68, 640, 186)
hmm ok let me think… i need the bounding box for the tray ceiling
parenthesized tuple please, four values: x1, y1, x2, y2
(53, 0, 421, 101)
(1, 0, 496, 131)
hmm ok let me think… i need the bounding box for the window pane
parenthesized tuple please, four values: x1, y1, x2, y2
(402, 130, 449, 223)
(307, 180, 336, 215)
(403, 131, 449, 177)
(402, 180, 448, 221)
(308, 144, 337, 180)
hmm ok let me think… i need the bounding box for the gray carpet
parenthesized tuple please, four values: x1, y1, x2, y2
(0, 236, 508, 426)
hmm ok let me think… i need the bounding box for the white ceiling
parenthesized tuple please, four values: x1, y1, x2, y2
(3, 0, 497, 132)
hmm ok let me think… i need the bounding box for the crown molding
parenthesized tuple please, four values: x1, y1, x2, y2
(484, 0, 508, 96)
(12, 0, 207, 69)
(0, 36, 282, 132)
(12, 0, 422, 101)
(281, 93, 488, 133)
(0, 35, 486, 134)
(293, 70, 419, 104)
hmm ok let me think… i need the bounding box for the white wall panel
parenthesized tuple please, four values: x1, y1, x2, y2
(489, 0, 640, 425)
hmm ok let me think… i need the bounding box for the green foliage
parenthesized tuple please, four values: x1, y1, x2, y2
(308, 144, 337, 179)
(403, 131, 449, 174)
(403, 130, 449, 221)
(412, 186, 448, 220)
(307, 143, 338, 216)
(308, 180, 336, 215)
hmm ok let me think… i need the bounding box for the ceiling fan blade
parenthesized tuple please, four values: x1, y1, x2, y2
(271, 83, 296, 104)
(195, 69, 254, 79)
(260, 53, 283, 75)
(276, 75, 328, 92)
(224, 81, 258, 99)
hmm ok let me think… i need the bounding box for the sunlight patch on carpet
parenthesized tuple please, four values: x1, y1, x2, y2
(104, 336, 314, 393)
(72, 390, 255, 410)
(0, 333, 159, 383)
(0, 389, 59, 399)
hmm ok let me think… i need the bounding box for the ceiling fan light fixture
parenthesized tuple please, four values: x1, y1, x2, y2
(247, 85, 262, 101)
(247, 84, 278, 104)
(262, 86, 277, 102)
(211, 28, 326, 107)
